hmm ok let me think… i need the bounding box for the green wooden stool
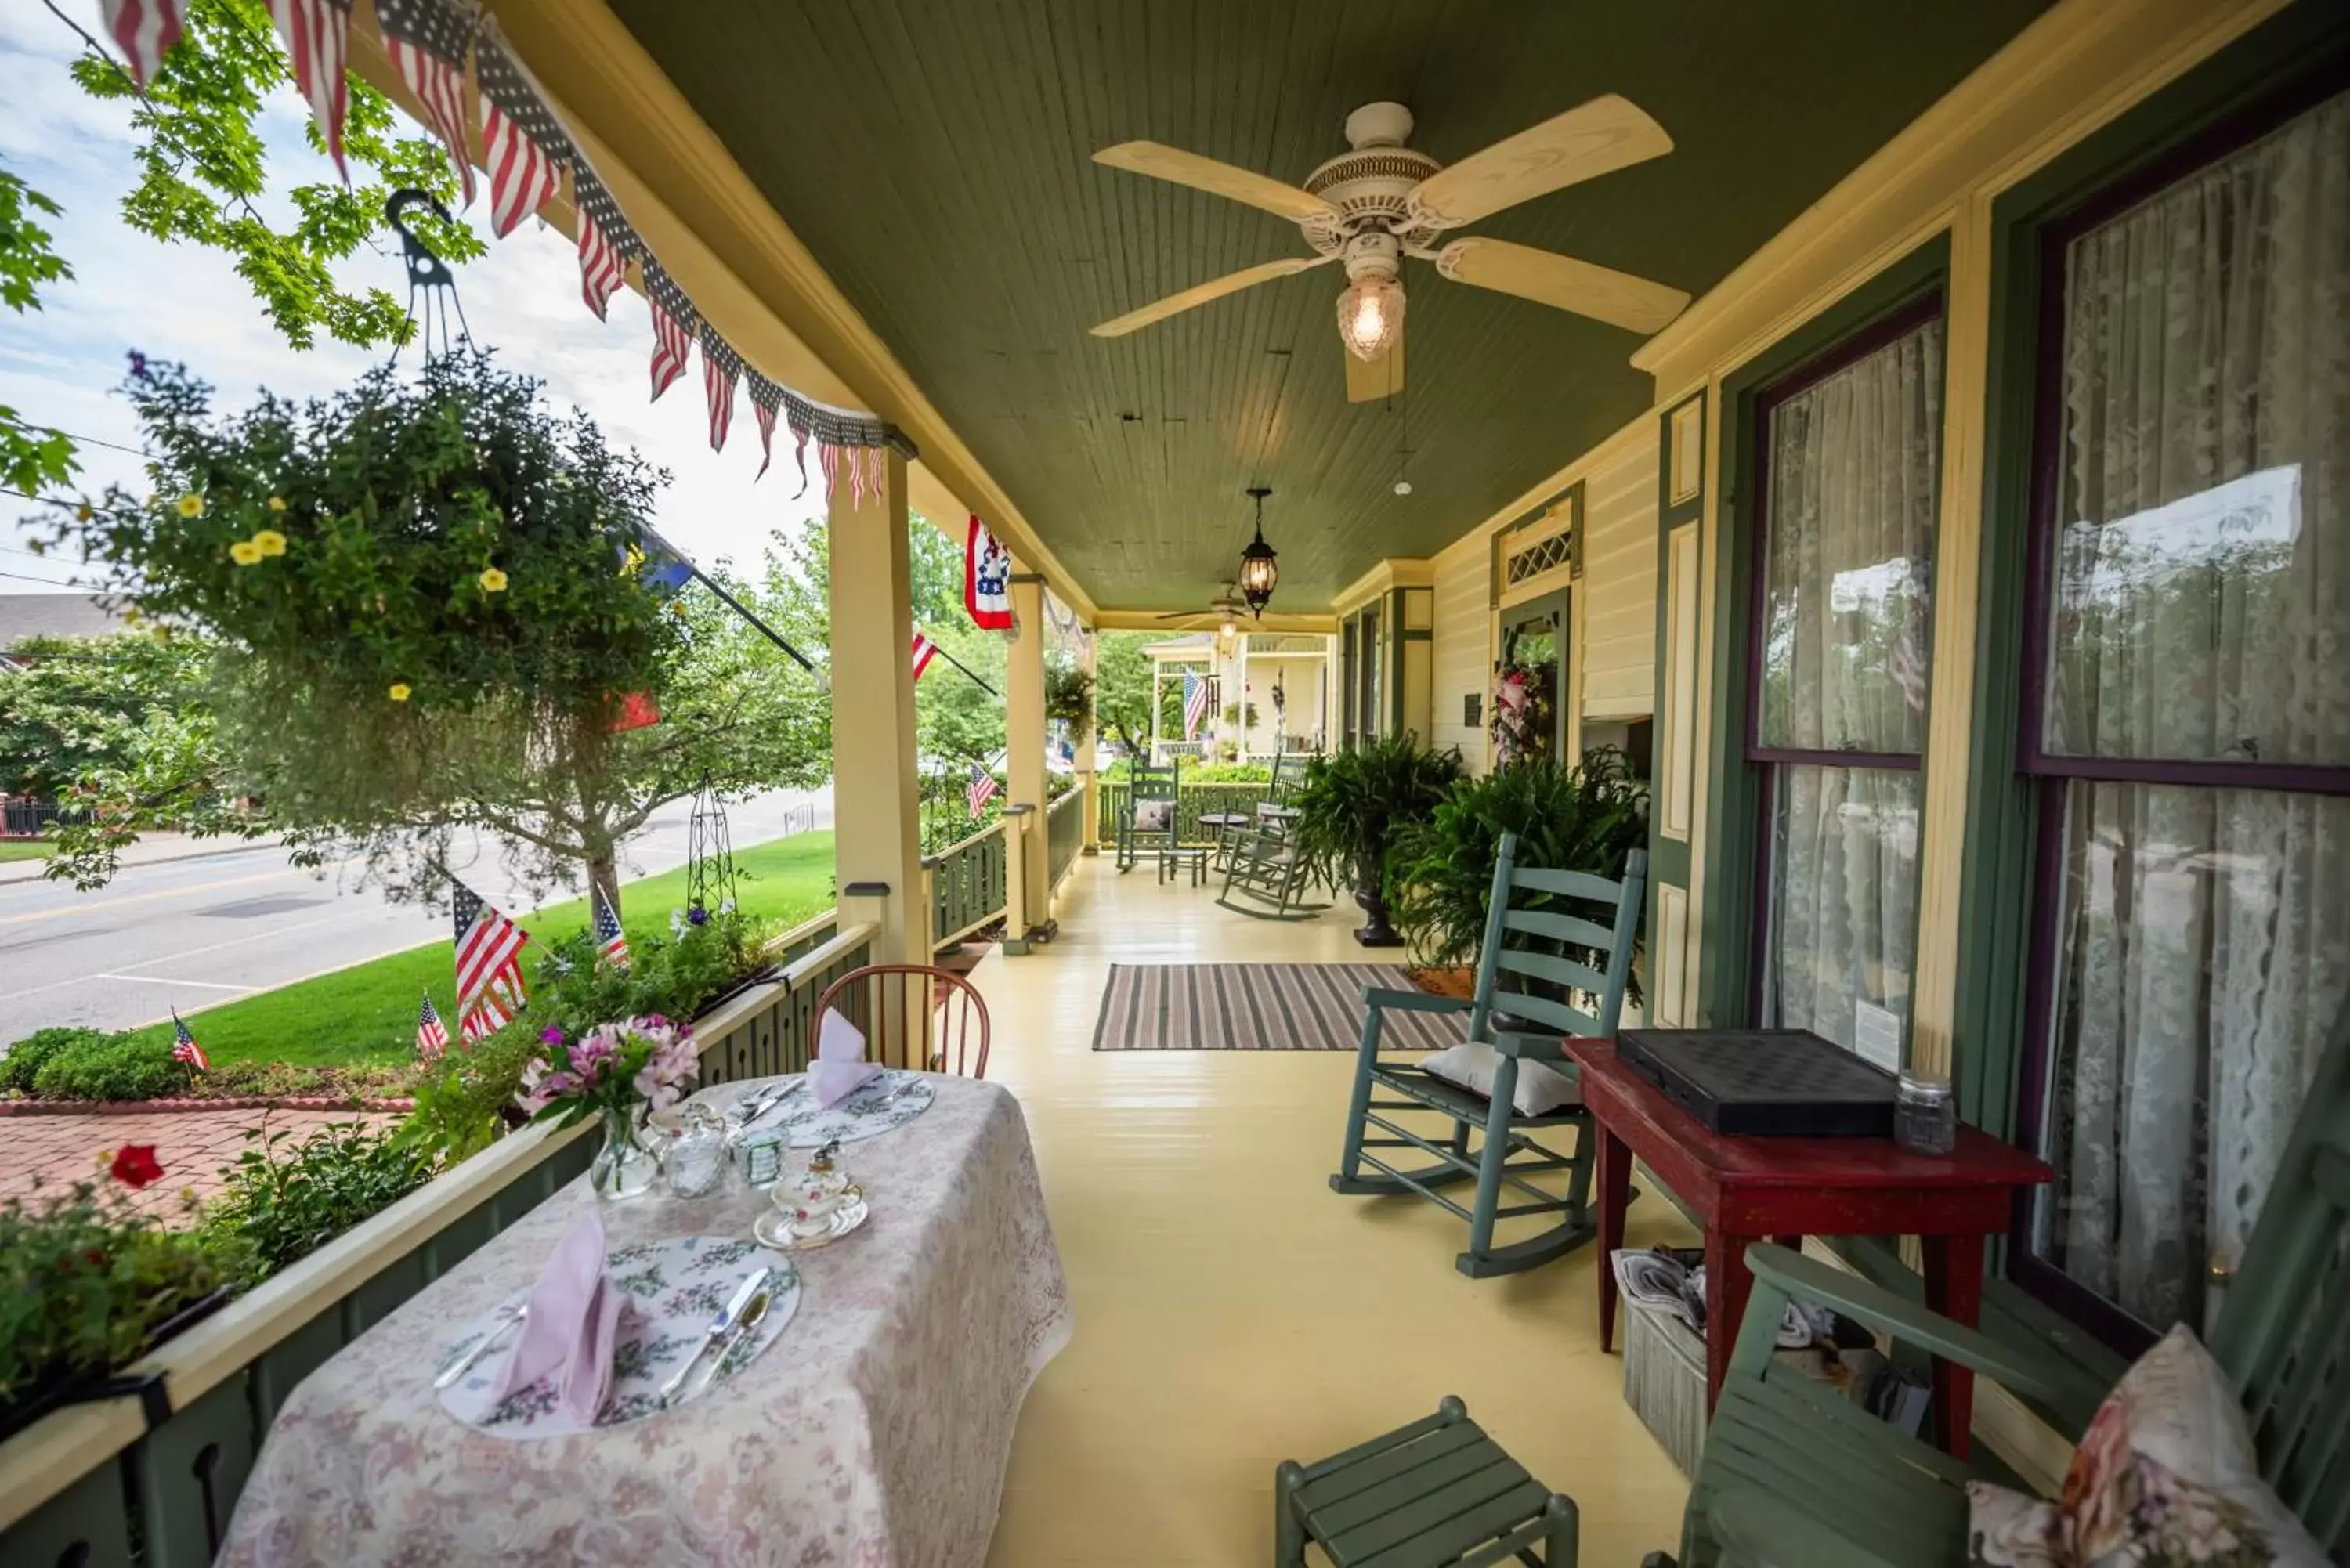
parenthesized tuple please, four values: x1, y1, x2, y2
(1277, 1397, 1578, 1566)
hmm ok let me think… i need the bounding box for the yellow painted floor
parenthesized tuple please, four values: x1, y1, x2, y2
(975, 851, 1697, 1566)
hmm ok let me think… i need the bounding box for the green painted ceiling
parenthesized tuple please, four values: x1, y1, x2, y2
(610, 1, 2048, 610)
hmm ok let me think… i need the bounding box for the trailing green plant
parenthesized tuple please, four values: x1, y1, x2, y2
(1287, 734, 1466, 894)
(0, 1151, 249, 1413)
(198, 1120, 434, 1285)
(1043, 661, 1093, 739)
(1, 1027, 110, 1094)
(29, 1031, 190, 1102)
(1389, 747, 1650, 982)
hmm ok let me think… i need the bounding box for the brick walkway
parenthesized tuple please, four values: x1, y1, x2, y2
(1, 1106, 403, 1225)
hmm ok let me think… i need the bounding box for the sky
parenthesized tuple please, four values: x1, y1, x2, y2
(0, 2, 828, 601)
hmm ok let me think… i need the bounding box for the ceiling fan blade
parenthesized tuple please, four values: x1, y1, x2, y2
(1090, 254, 1336, 338)
(1436, 237, 1688, 335)
(1344, 322, 1405, 404)
(1405, 95, 1672, 231)
(1094, 142, 1340, 224)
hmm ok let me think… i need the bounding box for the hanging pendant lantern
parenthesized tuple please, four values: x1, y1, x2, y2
(1237, 486, 1278, 616)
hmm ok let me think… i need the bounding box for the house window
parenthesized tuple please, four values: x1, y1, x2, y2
(2016, 86, 2350, 1343)
(1748, 302, 1945, 1054)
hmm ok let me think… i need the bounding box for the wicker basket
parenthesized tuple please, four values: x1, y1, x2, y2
(1622, 1295, 1709, 1476)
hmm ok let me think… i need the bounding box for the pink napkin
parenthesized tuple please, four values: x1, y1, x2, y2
(809, 1008, 883, 1108)
(491, 1210, 624, 1425)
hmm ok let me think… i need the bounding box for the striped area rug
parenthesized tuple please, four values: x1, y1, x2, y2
(1090, 963, 1463, 1053)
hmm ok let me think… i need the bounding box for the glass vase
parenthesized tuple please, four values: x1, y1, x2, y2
(590, 1104, 658, 1201)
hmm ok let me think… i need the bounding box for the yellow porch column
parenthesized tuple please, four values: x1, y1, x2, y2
(1077, 624, 1101, 853)
(1005, 571, 1049, 932)
(827, 448, 931, 966)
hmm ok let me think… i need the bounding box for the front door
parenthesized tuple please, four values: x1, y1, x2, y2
(1495, 590, 1569, 763)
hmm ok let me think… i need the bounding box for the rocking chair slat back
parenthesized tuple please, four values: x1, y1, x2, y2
(1499, 907, 1619, 952)
(1466, 836, 1646, 1047)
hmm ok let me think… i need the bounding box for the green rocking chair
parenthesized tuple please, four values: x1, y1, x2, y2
(1661, 998, 2350, 1567)
(1114, 756, 1180, 873)
(1332, 834, 1646, 1278)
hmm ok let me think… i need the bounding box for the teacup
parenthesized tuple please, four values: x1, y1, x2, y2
(776, 1169, 854, 1237)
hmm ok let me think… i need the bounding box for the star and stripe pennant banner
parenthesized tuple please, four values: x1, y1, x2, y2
(374, 0, 475, 207)
(700, 327, 742, 453)
(475, 20, 568, 238)
(97, 0, 183, 90)
(573, 170, 633, 322)
(747, 370, 783, 479)
(645, 263, 697, 400)
(267, 0, 353, 179)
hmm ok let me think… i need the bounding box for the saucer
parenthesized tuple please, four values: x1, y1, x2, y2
(754, 1194, 870, 1252)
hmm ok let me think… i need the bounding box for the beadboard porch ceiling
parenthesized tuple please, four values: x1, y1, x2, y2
(609, 0, 2048, 609)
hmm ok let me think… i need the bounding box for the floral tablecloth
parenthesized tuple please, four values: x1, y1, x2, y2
(219, 1076, 1072, 1567)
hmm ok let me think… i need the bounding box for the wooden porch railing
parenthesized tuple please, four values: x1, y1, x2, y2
(1097, 779, 1272, 845)
(0, 911, 878, 1567)
(1046, 787, 1083, 888)
(924, 821, 1007, 949)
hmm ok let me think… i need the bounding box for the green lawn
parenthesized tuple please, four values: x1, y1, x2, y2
(117, 832, 837, 1071)
(0, 840, 56, 862)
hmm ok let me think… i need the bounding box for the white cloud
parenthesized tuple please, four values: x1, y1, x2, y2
(0, 2, 826, 596)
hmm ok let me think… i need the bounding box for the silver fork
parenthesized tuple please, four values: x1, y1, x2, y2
(434, 1305, 526, 1389)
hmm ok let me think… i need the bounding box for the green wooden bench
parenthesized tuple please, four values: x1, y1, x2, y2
(1277, 1396, 1578, 1566)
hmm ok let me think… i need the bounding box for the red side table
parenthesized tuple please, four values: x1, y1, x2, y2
(1566, 1038, 2052, 1458)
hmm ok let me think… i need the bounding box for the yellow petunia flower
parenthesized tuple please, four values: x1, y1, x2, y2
(230, 540, 263, 565)
(388, 683, 412, 703)
(176, 494, 205, 518)
(479, 566, 509, 593)
(267, 496, 287, 512)
(252, 529, 287, 557)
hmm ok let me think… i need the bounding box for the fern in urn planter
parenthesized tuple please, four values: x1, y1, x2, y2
(1286, 735, 1464, 947)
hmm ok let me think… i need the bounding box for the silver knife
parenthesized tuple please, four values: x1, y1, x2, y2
(660, 1269, 767, 1406)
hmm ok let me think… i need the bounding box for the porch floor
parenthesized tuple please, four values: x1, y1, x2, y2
(975, 850, 1697, 1565)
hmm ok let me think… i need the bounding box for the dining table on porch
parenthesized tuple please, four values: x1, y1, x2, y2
(217, 1073, 1072, 1567)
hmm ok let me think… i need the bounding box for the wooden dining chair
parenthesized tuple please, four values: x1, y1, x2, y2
(813, 962, 992, 1078)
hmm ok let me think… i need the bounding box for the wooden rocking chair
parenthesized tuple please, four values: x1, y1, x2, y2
(1332, 834, 1646, 1277)
(1113, 756, 1180, 873)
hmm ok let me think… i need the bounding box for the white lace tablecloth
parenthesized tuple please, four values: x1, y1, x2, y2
(219, 1075, 1072, 1567)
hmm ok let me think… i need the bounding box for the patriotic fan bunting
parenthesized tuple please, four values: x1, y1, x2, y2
(966, 515, 1014, 630)
(701, 328, 742, 453)
(99, 0, 184, 90)
(645, 264, 696, 400)
(573, 171, 631, 320)
(267, 0, 352, 179)
(475, 23, 566, 237)
(375, 0, 475, 207)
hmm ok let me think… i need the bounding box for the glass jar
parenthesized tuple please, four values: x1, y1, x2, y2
(660, 1103, 730, 1198)
(736, 1127, 786, 1190)
(590, 1104, 659, 1201)
(1893, 1069, 1956, 1156)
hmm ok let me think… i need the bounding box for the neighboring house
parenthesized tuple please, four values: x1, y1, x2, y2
(1143, 630, 1332, 763)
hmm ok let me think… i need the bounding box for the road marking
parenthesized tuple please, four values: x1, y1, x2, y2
(0, 904, 406, 1004)
(0, 858, 360, 928)
(91, 973, 258, 992)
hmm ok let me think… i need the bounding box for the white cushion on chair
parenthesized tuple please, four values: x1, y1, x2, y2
(1418, 1041, 1581, 1117)
(1133, 800, 1174, 832)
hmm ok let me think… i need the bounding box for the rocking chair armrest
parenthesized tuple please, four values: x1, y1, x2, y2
(1360, 988, 1473, 1017)
(1704, 1486, 1907, 1568)
(1486, 1028, 1573, 1061)
(1742, 1245, 2081, 1409)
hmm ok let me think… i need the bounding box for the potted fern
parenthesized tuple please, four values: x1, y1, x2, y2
(1288, 734, 1464, 946)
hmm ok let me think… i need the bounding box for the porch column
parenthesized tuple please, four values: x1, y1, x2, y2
(1078, 623, 1101, 852)
(828, 447, 931, 966)
(1005, 570, 1049, 933)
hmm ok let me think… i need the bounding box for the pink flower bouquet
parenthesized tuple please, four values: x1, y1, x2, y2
(517, 1014, 700, 1127)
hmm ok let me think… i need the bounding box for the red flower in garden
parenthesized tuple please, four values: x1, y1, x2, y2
(108, 1144, 164, 1189)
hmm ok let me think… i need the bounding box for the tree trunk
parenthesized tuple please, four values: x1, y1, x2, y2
(587, 844, 621, 919)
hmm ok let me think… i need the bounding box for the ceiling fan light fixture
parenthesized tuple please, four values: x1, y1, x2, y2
(1237, 486, 1279, 616)
(1336, 274, 1405, 362)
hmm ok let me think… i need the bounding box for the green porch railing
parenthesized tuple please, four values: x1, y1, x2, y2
(1097, 779, 1274, 846)
(0, 912, 877, 1568)
(925, 821, 1007, 949)
(1047, 787, 1083, 888)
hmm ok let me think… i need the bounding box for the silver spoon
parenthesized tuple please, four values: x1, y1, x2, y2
(434, 1305, 526, 1389)
(703, 1283, 772, 1392)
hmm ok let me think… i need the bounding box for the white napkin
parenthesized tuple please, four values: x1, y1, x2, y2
(808, 1008, 884, 1108)
(490, 1210, 624, 1426)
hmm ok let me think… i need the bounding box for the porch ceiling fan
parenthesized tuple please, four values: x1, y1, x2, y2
(1152, 583, 1249, 633)
(1089, 97, 1690, 402)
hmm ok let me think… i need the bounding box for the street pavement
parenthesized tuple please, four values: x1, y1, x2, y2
(0, 789, 831, 1043)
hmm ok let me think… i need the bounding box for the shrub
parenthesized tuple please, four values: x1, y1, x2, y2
(1287, 734, 1466, 894)
(30, 1032, 188, 1102)
(199, 1121, 433, 1284)
(0, 1028, 109, 1094)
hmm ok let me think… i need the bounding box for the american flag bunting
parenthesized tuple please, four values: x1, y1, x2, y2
(573, 170, 631, 320)
(747, 370, 783, 478)
(374, 0, 476, 207)
(452, 878, 529, 1044)
(170, 1009, 210, 1072)
(700, 328, 741, 453)
(415, 991, 450, 1061)
(966, 762, 1000, 821)
(267, 0, 352, 179)
(99, 0, 184, 91)
(475, 23, 567, 237)
(645, 264, 696, 400)
(591, 882, 631, 970)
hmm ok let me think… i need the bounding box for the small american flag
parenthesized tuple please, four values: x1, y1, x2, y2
(98, 0, 184, 90)
(592, 881, 631, 970)
(415, 991, 450, 1061)
(966, 762, 1000, 820)
(374, 0, 475, 206)
(475, 24, 566, 237)
(700, 328, 740, 452)
(452, 879, 528, 1044)
(573, 169, 631, 320)
(910, 631, 939, 679)
(1183, 669, 1209, 740)
(645, 264, 696, 400)
(170, 1009, 210, 1072)
(267, 0, 352, 179)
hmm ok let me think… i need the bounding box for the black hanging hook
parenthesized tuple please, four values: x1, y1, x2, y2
(385, 188, 472, 367)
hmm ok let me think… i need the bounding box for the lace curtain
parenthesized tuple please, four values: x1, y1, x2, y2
(1759, 321, 1943, 1046)
(2037, 90, 2350, 1332)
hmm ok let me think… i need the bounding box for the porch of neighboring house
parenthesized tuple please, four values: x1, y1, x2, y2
(1144, 632, 1337, 765)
